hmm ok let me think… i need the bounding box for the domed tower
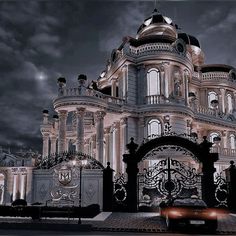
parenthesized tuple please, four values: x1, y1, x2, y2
(178, 33, 204, 66)
(137, 8, 177, 40)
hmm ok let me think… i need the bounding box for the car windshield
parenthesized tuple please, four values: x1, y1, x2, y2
(173, 199, 207, 207)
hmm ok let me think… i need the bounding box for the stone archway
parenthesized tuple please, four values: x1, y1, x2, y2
(123, 136, 219, 212)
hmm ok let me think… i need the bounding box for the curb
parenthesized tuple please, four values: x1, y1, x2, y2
(92, 227, 236, 235)
(0, 222, 92, 232)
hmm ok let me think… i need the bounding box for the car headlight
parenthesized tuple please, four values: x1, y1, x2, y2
(169, 210, 183, 217)
(208, 211, 217, 217)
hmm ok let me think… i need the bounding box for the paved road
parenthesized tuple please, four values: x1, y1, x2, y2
(0, 231, 233, 236)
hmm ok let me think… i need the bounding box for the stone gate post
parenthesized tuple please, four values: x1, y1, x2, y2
(103, 162, 114, 211)
(123, 138, 139, 212)
(200, 136, 218, 207)
(225, 161, 236, 211)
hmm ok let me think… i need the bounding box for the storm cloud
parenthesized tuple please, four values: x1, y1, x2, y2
(0, 0, 235, 153)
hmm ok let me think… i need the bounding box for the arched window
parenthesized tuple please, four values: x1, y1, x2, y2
(208, 91, 218, 108)
(209, 132, 221, 144)
(227, 94, 233, 113)
(148, 119, 161, 137)
(230, 134, 236, 149)
(147, 69, 160, 96)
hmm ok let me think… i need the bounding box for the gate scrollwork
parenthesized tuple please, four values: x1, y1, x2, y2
(214, 172, 228, 208)
(139, 158, 201, 209)
(113, 174, 127, 209)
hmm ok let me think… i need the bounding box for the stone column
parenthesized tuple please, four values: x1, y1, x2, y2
(12, 171, 19, 201)
(42, 134, 49, 158)
(111, 79, 117, 97)
(109, 127, 114, 167)
(76, 108, 86, 153)
(160, 67, 165, 97)
(220, 88, 226, 113)
(58, 110, 68, 153)
(104, 128, 110, 166)
(112, 126, 117, 171)
(233, 92, 236, 111)
(95, 111, 106, 163)
(120, 118, 127, 173)
(20, 172, 27, 200)
(222, 130, 228, 148)
(159, 62, 169, 100)
(50, 136, 57, 155)
(184, 70, 190, 106)
(84, 139, 89, 154)
(114, 122, 120, 173)
(90, 135, 96, 158)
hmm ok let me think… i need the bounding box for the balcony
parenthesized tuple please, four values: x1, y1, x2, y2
(54, 87, 125, 112)
(128, 43, 192, 62)
(211, 147, 236, 160)
(202, 72, 229, 81)
(146, 95, 164, 104)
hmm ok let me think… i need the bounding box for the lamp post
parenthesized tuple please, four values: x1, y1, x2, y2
(72, 159, 87, 224)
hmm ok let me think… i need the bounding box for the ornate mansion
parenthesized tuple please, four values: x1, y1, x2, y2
(0, 8, 236, 205)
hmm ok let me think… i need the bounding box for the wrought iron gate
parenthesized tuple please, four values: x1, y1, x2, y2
(214, 172, 228, 208)
(138, 158, 201, 210)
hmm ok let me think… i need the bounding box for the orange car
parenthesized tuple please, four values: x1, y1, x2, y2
(159, 198, 218, 232)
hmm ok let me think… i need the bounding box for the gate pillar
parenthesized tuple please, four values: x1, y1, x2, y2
(103, 162, 114, 211)
(200, 137, 218, 207)
(225, 161, 236, 211)
(123, 138, 139, 212)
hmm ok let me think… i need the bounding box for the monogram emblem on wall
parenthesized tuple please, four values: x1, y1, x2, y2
(58, 166, 72, 185)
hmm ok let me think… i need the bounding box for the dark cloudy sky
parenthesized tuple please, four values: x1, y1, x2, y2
(0, 0, 235, 153)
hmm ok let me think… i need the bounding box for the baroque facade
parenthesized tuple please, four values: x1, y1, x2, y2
(0, 8, 236, 205)
(41, 9, 236, 173)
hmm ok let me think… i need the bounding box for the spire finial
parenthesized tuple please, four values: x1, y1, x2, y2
(153, 0, 158, 14)
(154, 0, 157, 9)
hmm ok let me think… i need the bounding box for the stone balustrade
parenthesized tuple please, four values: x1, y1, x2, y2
(195, 105, 216, 116)
(57, 87, 125, 105)
(128, 43, 192, 61)
(202, 72, 230, 81)
(129, 43, 173, 56)
(211, 146, 236, 157)
(146, 95, 163, 104)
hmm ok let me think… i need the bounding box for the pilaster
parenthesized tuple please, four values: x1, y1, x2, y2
(95, 111, 106, 163)
(50, 136, 57, 154)
(120, 118, 128, 173)
(58, 110, 68, 153)
(76, 107, 86, 152)
(42, 134, 50, 158)
(104, 127, 111, 166)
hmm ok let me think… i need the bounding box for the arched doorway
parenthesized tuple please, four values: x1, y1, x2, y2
(123, 135, 218, 212)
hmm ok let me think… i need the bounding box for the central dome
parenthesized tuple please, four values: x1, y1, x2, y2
(137, 9, 178, 40)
